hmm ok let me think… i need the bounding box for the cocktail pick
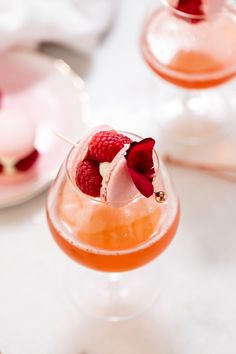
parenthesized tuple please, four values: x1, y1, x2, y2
(54, 131, 78, 147)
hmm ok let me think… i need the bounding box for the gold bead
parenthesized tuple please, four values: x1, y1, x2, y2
(155, 191, 167, 203)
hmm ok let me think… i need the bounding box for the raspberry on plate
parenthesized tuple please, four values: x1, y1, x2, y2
(88, 130, 131, 163)
(76, 160, 102, 197)
(15, 149, 39, 172)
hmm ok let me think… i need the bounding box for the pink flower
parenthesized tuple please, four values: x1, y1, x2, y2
(125, 138, 155, 198)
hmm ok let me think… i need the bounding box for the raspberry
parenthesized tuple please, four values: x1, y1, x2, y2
(75, 160, 102, 197)
(15, 149, 39, 172)
(88, 130, 131, 163)
(118, 133, 132, 145)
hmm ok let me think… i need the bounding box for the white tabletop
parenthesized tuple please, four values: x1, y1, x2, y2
(1, 1, 236, 353)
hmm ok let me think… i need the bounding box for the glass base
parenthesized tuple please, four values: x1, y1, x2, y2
(156, 88, 232, 146)
(148, 84, 236, 169)
(66, 259, 164, 322)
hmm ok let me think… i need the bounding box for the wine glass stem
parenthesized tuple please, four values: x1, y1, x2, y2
(182, 89, 202, 115)
(107, 272, 123, 302)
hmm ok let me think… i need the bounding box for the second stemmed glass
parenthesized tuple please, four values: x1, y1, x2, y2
(141, 0, 236, 145)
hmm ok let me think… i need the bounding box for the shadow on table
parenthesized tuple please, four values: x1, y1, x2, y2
(0, 190, 47, 226)
(40, 43, 93, 79)
(62, 310, 173, 354)
(168, 165, 236, 267)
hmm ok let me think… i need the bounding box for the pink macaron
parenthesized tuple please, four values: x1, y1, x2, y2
(100, 144, 139, 207)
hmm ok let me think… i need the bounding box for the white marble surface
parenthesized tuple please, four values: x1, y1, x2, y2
(1, 0, 236, 353)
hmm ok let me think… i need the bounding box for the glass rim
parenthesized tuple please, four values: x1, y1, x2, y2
(142, 46, 236, 83)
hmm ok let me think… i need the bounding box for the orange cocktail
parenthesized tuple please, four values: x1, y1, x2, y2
(47, 170, 179, 272)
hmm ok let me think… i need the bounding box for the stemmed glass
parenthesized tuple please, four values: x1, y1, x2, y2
(141, 0, 236, 145)
(46, 132, 179, 321)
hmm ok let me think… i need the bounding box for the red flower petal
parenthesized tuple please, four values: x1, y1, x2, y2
(126, 138, 155, 176)
(175, 0, 204, 24)
(128, 168, 154, 198)
(125, 137, 155, 198)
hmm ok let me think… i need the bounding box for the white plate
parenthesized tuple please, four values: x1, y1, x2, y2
(0, 50, 87, 208)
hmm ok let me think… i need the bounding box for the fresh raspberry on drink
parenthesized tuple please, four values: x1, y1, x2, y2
(88, 130, 131, 163)
(75, 159, 102, 197)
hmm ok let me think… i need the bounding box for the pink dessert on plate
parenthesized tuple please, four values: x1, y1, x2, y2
(0, 108, 39, 177)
